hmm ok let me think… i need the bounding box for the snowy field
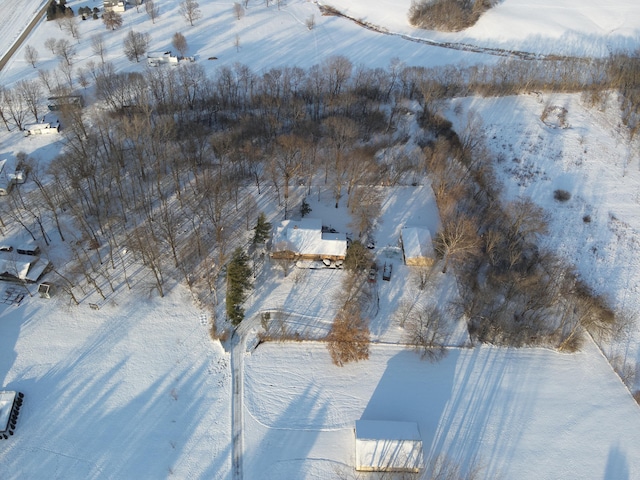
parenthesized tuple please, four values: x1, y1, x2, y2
(444, 93, 640, 391)
(244, 341, 640, 480)
(0, 0, 640, 479)
(0, 286, 231, 479)
(322, 0, 640, 58)
(0, 0, 47, 62)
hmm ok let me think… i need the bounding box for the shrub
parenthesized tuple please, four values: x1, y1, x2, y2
(408, 0, 499, 32)
(583, 214, 591, 223)
(326, 304, 370, 366)
(554, 189, 571, 202)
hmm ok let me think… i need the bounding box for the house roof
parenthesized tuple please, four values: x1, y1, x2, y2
(401, 227, 434, 260)
(273, 218, 347, 258)
(0, 252, 49, 282)
(355, 420, 424, 471)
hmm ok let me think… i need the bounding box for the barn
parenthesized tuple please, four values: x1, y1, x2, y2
(354, 420, 425, 473)
(400, 226, 435, 267)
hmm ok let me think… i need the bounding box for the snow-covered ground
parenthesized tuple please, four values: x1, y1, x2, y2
(1, 0, 640, 479)
(244, 341, 640, 480)
(444, 93, 640, 390)
(0, 0, 47, 62)
(0, 286, 231, 479)
(322, 0, 640, 58)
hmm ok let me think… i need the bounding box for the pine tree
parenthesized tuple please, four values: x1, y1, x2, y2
(300, 198, 312, 218)
(253, 212, 271, 245)
(226, 248, 252, 325)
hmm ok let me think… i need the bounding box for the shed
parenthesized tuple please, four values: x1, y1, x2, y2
(355, 420, 424, 473)
(147, 51, 179, 67)
(401, 227, 435, 267)
(24, 123, 59, 136)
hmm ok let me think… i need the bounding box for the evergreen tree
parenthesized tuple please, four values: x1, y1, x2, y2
(226, 248, 252, 326)
(46, 0, 58, 21)
(253, 212, 271, 245)
(300, 198, 312, 218)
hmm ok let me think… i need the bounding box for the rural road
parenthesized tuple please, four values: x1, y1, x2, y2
(230, 325, 247, 480)
(0, 1, 49, 73)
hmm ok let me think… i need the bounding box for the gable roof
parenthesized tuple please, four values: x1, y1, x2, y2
(273, 218, 347, 258)
(401, 226, 434, 260)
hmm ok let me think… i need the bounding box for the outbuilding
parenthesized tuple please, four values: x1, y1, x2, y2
(24, 122, 59, 136)
(354, 420, 424, 473)
(401, 226, 435, 267)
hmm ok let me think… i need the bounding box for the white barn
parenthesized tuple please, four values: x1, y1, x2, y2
(355, 420, 424, 473)
(401, 226, 435, 267)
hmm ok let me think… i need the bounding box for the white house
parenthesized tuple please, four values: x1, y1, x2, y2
(401, 226, 435, 267)
(24, 122, 59, 136)
(147, 51, 179, 67)
(0, 251, 50, 283)
(271, 218, 347, 261)
(355, 420, 425, 473)
(103, 0, 126, 12)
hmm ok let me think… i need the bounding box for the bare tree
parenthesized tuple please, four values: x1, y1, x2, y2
(3, 87, 28, 130)
(172, 32, 188, 57)
(91, 34, 107, 64)
(305, 14, 315, 30)
(123, 30, 150, 63)
(37, 69, 54, 94)
(17, 79, 42, 123)
(145, 0, 160, 23)
(54, 38, 76, 66)
(405, 306, 448, 362)
(24, 45, 38, 68)
(327, 303, 370, 367)
(0, 87, 11, 131)
(44, 38, 57, 54)
(179, 0, 202, 26)
(233, 2, 244, 20)
(435, 213, 480, 273)
(60, 15, 80, 41)
(103, 10, 123, 30)
(58, 60, 74, 89)
(234, 34, 241, 53)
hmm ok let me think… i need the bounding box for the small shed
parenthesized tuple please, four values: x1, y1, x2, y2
(401, 227, 435, 267)
(147, 51, 179, 67)
(24, 123, 59, 136)
(355, 420, 424, 473)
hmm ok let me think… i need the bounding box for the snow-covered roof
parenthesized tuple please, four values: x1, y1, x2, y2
(0, 391, 16, 432)
(355, 420, 424, 472)
(0, 252, 49, 282)
(24, 123, 51, 131)
(401, 227, 434, 260)
(273, 218, 347, 258)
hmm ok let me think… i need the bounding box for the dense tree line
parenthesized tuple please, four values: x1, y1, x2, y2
(3, 49, 635, 338)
